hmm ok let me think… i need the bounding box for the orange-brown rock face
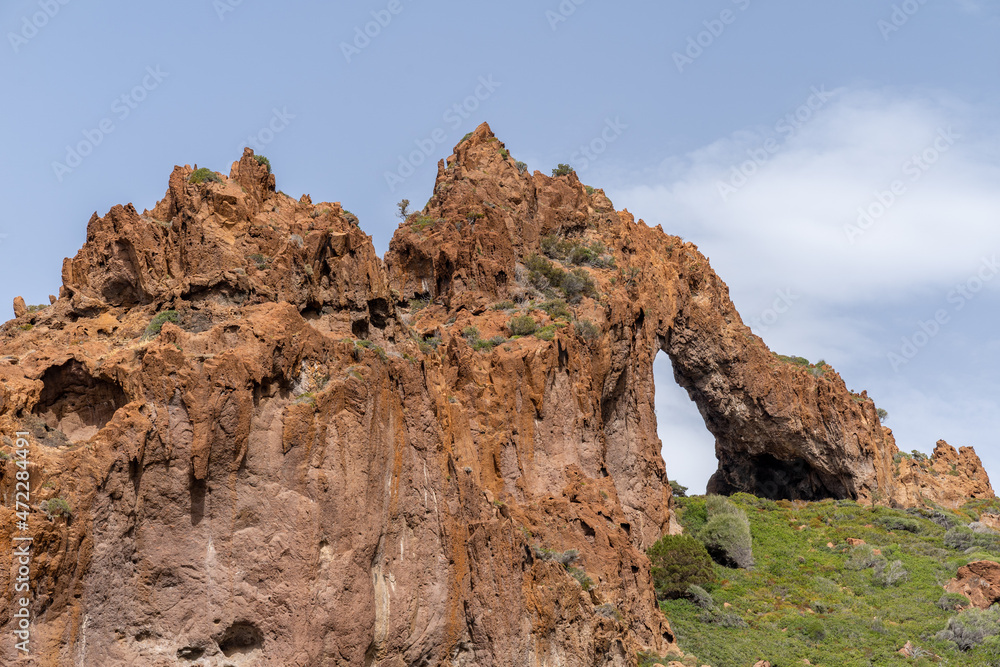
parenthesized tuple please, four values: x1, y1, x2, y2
(891, 440, 995, 508)
(945, 560, 1000, 609)
(0, 124, 992, 665)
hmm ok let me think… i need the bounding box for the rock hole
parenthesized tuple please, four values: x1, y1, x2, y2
(129, 458, 141, 496)
(653, 351, 716, 495)
(176, 646, 204, 660)
(32, 360, 128, 442)
(190, 475, 206, 526)
(368, 297, 390, 329)
(352, 317, 370, 339)
(217, 620, 264, 657)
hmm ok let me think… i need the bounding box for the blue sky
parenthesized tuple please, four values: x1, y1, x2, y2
(2, 0, 998, 493)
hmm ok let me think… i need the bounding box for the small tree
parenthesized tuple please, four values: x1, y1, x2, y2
(397, 199, 410, 220)
(551, 164, 573, 177)
(646, 534, 717, 600)
(877, 408, 889, 422)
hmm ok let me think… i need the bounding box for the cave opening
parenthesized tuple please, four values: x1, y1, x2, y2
(32, 360, 128, 443)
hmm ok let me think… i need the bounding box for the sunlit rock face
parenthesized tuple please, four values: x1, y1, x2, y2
(0, 124, 989, 665)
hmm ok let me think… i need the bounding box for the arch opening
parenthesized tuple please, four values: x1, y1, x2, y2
(652, 351, 717, 495)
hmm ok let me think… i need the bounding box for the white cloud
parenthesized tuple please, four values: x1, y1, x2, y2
(610, 89, 1000, 308)
(629, 89, 1000, 491)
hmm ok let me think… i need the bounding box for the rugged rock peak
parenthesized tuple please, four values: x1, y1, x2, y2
(892, 440, 994, 508)
(0, 124, 993, 665)
(386, 121, 598, 303)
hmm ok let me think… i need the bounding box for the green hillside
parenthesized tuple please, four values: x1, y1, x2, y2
(648, 494, 1000, 667)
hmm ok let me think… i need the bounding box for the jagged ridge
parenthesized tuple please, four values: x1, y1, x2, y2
(0, 123, 991, 666)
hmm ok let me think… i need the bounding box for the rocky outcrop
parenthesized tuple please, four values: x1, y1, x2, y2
(0, 123, 992, 665)
(891, 440, 995, 508)
(945, 560, 1000, 609)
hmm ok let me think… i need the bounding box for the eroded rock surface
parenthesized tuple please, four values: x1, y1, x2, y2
(0, 124, 992, 666)
(945, 560, 1000, 610)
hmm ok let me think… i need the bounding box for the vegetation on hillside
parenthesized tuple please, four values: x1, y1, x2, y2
(650, 494, 1000, 666)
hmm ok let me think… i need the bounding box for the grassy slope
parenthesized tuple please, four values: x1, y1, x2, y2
(660, 494, 1000, 667)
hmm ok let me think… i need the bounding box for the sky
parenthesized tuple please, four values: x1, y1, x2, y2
(1, 0, 998, 494)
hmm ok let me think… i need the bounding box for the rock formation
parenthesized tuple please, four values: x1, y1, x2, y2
(0, 123, 992, 665)
(891, 440, 995, 508)
(945, 560, 1000, 610)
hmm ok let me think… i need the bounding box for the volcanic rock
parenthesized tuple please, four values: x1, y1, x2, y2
(0, 122, 992, 665)
(944, 560, 1000, 609)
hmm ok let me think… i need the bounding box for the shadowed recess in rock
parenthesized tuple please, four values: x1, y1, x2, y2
(32, 359, 128, 442)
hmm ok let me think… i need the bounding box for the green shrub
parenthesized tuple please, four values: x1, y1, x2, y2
(698, 510, 754, 569)
(499, 148, 509, 159)
(937, 606, 1000, 650)
(516, 160, 528, 174)
(705, 495, 742, 517)
(41, 497, 71, 518)
(144, 310, 179, 338)
(410, 215, 436, 231)
(938, 592, 971, 610)
(254, 154, 272, 173)
(561, 268, 596, 303)
(461, 326, 480, 341)
(567, 566, 594, 591)
(540, 299, 572, 320)
(793, 616, 828, 642)
(342, 210, 360, 227)
(698, 609, 748, 628)
(551, 163, 573, 177)
(540, 235, 571, 259)
(669, 480, 688, 498)
(945, 526, 1000, 551)
(585, 185, 595, 195)
(876, 515, 923, 533)
(534, 324, 557, 341)
(417, 336, 441, 353)
(873, 558, 909, 587)
(574, 319, 600, 341)
(877, 407, 889, 422)
(686, 584, 714, 609)
(647, 534, 717, 600)
(491, 300, 517, 311)
(525, 253, 566, 291)
(189, 167, 222, 184)
(509, 315, 538, 336)
(844, 544, 882, 570)
(472, 339, 496, 352)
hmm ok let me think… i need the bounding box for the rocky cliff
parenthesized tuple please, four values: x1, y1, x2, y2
(0, 123, 992, 665)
